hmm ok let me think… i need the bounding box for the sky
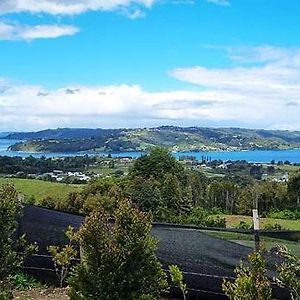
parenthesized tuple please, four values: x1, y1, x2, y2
(1, 0, 300, 131)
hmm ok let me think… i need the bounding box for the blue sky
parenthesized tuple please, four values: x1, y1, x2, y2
(0, 0, 300, 131)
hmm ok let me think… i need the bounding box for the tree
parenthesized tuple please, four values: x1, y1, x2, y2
(0, 185, 22, 281)
(0, 184, 36, 299)
(129, 147, 185, 183)
(130, 176, 162, 216)
(69, 200, 167, 300)
(48, 226, 77, 288)
(222, 251, 272, 300)
(287, 172, 300, 208)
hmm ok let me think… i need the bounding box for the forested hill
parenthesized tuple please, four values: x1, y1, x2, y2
(5, 126, 300, 153)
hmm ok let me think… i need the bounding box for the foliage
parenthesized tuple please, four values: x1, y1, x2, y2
(287, 172, 300, 208)
(268, 209, 300, 220)
(274, 245, 300, 300)
(235, 221, 252, 230)
(0, 184, 23, 280)
(222, 251, 272, 300)
(9, 272, 42, 290)
(263, 223, 284, 230)
(168, 265, 187, 300)
(0, 280, 13, 300)
(48, 226, 78, 287)
(69, 200, 167, 300)
(0, 184, 37, 298)
(185, 206, 226, 228)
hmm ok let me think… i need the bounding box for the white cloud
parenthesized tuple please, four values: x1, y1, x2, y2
(0, 0, 157, 15)
(170, 46, 300, 129)
(1, 46, 300, 130)
(0, 22, 79, 40)
(207, 0, 230, 6)
(0, 82, 223, 130)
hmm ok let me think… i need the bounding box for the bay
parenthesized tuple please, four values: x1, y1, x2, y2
(1, 136, 300, 163)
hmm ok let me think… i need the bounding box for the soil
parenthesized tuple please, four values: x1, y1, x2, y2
(13, 288, 68, 300)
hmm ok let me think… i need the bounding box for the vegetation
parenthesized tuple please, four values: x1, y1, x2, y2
(0, 184, 37, 299)
(168, 265, 187, 300)
(0, 155, 97, 175)
(48, 226, 78, 288)
(8, 126, 300, 153)
(222, 251, 272, 300)
(274, 245, 300, 300)
(69, 200, 167, 300)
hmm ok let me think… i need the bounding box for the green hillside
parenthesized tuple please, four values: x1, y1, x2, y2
(7, 126, 300, 153)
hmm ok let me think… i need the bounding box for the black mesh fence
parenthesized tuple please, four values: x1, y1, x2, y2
(19, 205, 291, 299)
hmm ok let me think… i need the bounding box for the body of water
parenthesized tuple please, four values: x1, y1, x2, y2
(1, 137, 300, 163)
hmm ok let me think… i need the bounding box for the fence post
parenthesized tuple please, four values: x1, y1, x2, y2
(252, 209, 260, 251)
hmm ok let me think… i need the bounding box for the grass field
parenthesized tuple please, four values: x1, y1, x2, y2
(221, 214, 300, 231)
(205, 230, 300, 257)
(0, 177, 83, 202)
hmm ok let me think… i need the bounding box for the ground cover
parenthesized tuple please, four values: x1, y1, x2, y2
(0, 178, 83, 202)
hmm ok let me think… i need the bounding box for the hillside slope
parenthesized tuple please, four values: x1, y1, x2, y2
(6, 126, 300, 152)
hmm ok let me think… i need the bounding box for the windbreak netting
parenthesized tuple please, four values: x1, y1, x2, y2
(18, 205, 289, 299)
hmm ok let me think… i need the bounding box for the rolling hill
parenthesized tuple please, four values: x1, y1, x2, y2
(5, 126, 300, 153)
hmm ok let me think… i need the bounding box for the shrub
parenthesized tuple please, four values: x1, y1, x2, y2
(222, 251, 272, 300)
(169, 265, 187, 300)
(274, 245, 300, 300)
(263, 223, 284, 231)
(9, 272, 42, 290)
(0, 184, 23, 280)
(235, 221, 251, 230)
(69, 200, 167, 300)
(48, 226, 77, 287)
(0, 184, 37, 298)
(268, 209, 300, 220)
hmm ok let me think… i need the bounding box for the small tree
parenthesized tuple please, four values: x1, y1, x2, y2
(169, 265, 187, 300)
(222, 251, 272, 300)
(0, 184, 37, 299)
(69, 200, 167, 300)
(48, 226, 77, 288)
(274, 245, 300, 300)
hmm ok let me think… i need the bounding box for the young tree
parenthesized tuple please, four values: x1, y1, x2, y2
(69, 200, 167, 300)
(48, 226, 77, 288)
(274, 245, 300, 300)
(0, 184, 37, 299)
(222, 251, 272, 300)
(169, 265, 187, 300)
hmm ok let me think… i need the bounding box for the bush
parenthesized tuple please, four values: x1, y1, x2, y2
(69, 200, 167, 300)
(0, 184, 23, 279)
(268, 209, 300, 220)
(235, 221, 252, 230)
(186, 207, 226, 228)
(0, 184, 37, 298)
(274, 245, 300, 300)
(222, 251, 272, 300)
(263, 223, 284, 231)
(9, 272, 42, 290)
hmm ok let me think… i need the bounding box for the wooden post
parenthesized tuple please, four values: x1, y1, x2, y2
(252, 209, 260, 251)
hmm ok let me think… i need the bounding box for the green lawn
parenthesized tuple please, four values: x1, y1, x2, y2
(0, 178, 83, 202)
(221, 214, 300, 231)
(205, 230, 300, 257)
